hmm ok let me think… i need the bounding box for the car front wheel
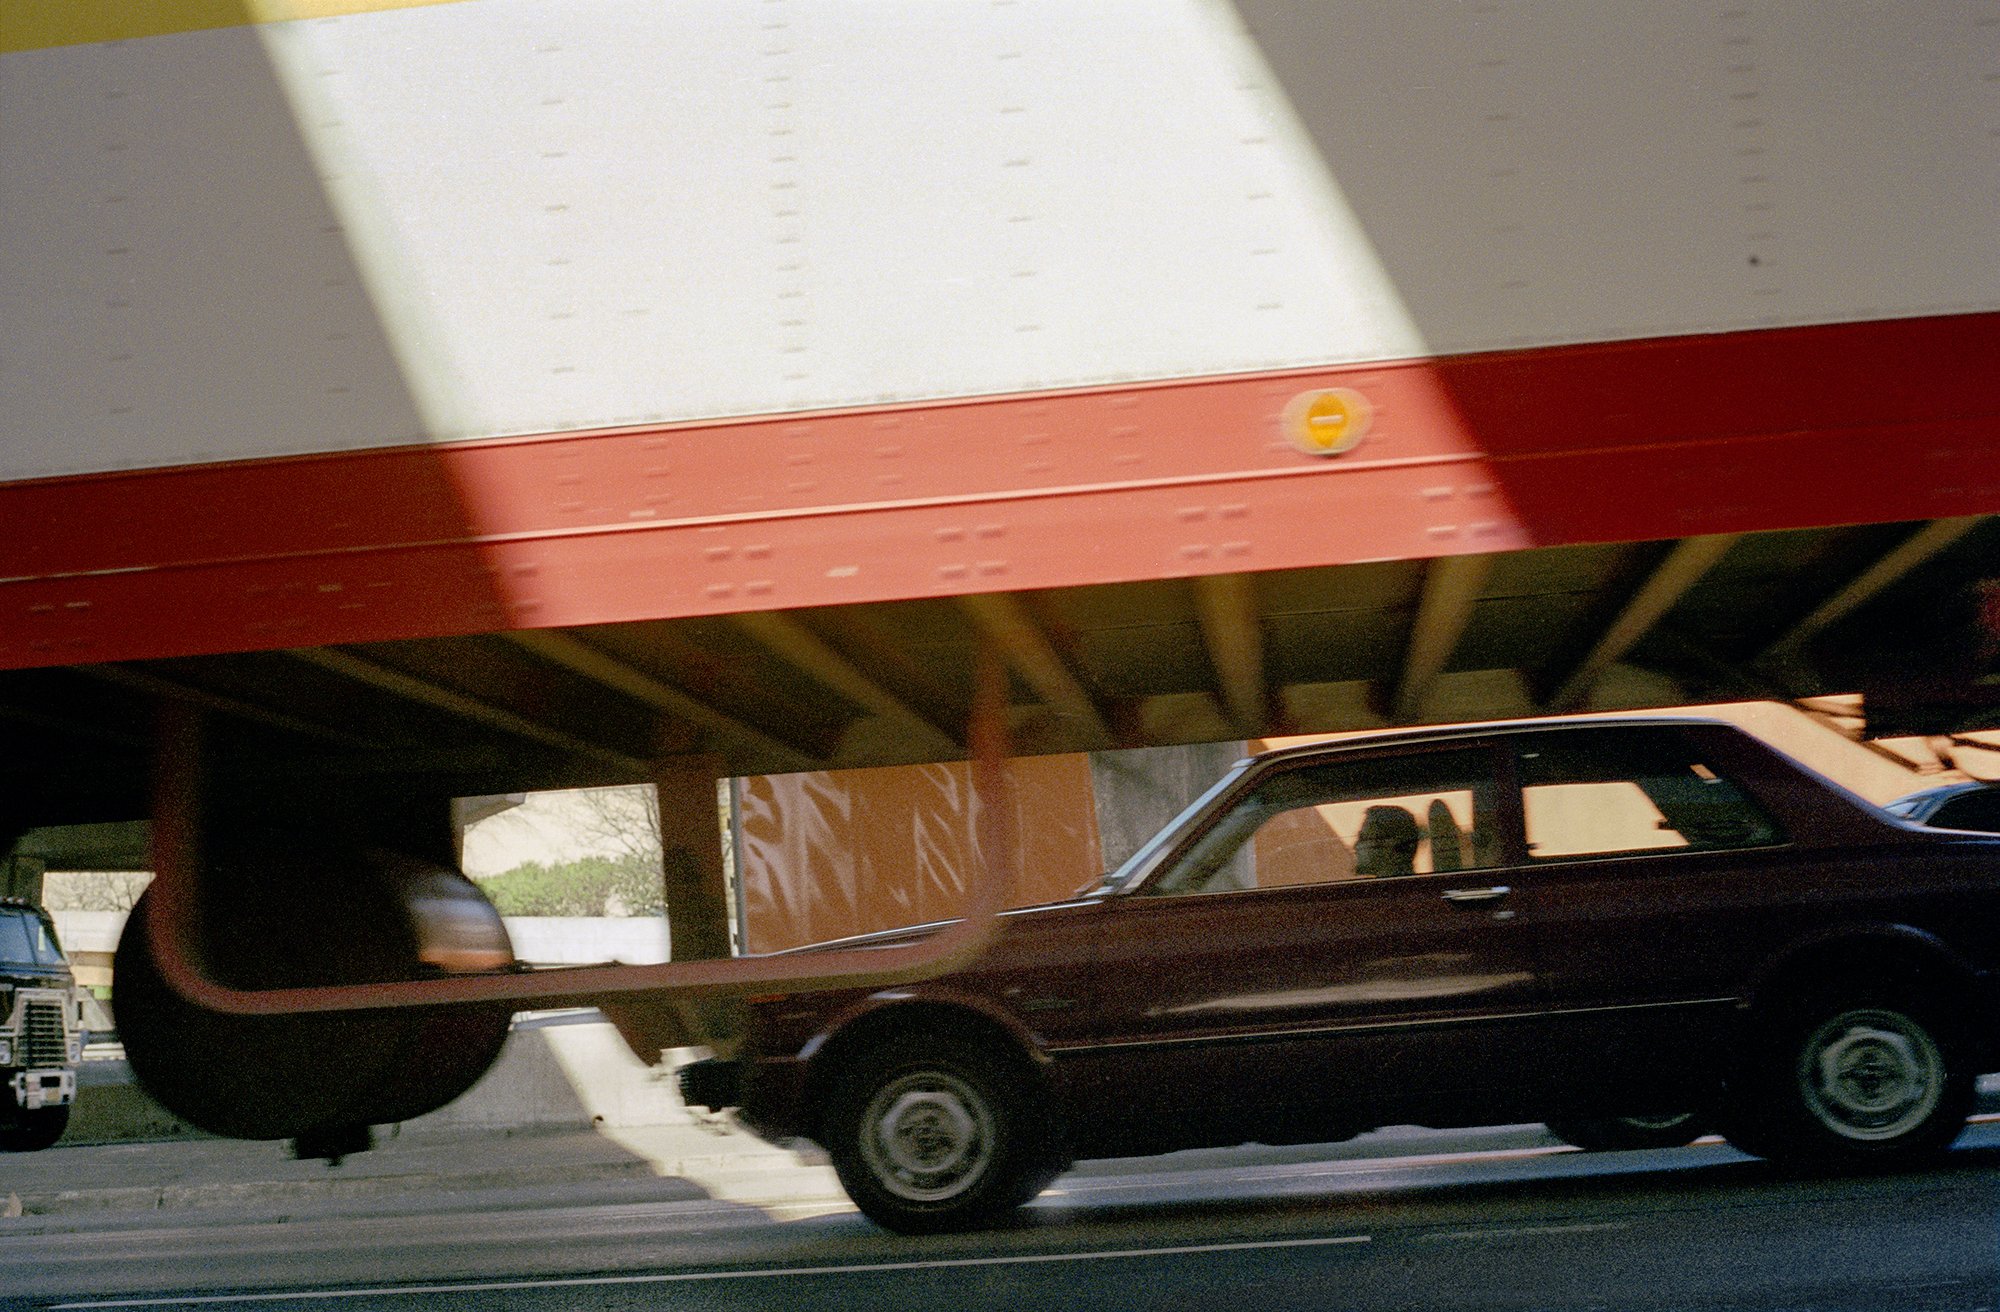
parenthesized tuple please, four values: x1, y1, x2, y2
(1732, 993, 1971, 1167)
(823, 1034, 1051, 1234)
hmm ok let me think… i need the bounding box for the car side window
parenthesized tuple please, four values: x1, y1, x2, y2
(1517, 732, 1783, 861)
(1143, 748, 1501, 897)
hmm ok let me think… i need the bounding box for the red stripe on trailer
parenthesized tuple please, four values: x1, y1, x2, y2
(3, 312, 1997, 671)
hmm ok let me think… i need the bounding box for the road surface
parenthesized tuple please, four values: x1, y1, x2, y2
(7, 1125, 1999, 1311)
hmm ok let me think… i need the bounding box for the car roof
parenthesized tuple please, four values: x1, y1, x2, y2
(1239, 714, 1738, 771)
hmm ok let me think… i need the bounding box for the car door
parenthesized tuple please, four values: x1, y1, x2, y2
(1502, 725, 1798, 1110)
(1067, 743, 1549, 1133)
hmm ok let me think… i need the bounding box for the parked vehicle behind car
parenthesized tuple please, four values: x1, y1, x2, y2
(681, 716, 2000, 1232)
(0, 896, 81, 1151)
(1886, 781, 2000, 834)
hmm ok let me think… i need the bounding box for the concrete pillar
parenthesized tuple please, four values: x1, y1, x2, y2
(1, 853, 46, 904)
(653, 758, 732, 963)
(571, 764, 748, 1064)
(1089, 741, 1246, 870)
(451, 794, 525, 869)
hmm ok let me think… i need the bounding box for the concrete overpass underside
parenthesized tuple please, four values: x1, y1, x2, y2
(5, 517, 1996, 843)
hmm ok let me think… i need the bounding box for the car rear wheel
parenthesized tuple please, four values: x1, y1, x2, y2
(1730, 991, 1971, 1167)
(1546, 1111, 1704, 1152)
(0, 1101, 69, 1152)
(823, 1034, 1052, 1234)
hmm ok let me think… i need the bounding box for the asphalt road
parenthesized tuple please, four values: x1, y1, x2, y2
(8, 1126, 2000, 1312)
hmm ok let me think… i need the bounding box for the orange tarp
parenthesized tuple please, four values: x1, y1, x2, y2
(736, 754, 1101, 953)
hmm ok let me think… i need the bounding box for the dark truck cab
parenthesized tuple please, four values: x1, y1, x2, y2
(0, 897, 80, 1151)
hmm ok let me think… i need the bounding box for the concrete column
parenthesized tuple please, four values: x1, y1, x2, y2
(638, 757, 744, 1055)
(653, 757, 732, 963)
(1089, 741, 1246, 871)
(1, 853, 46, 904)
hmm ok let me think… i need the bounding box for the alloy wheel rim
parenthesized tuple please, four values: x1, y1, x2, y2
(859, 1070, 996, 1202)
(1797, 1008, 1943, 1142)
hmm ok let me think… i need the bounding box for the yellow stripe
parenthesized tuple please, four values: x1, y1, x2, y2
(1, 0, 468, 55)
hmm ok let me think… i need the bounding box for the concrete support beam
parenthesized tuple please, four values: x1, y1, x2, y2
(503, 630, 817, 773)
(78, 664, 375, 748)
(1193, 574, 1268, 736)
(731, 611, 959, 756)
(957, 593, 1112, 748)
(292, 646, 653, 777)
(0, 700, 145, 750)
(1394, 553, 1494, 722)
(12, 821, 151, 872)
(1759, 516, 1986, 664)
(1546, 534, 1741, 712)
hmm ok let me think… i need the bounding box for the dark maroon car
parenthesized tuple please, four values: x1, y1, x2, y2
(681, 716, 2000, 1231)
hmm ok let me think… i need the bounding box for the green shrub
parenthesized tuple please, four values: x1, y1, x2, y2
(477, 854, 666, 917)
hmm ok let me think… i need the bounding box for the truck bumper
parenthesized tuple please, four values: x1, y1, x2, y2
(677, 1054, 810, 1147)
(10, 1067, 75, 1110)
(677, 1057, 741, 1112)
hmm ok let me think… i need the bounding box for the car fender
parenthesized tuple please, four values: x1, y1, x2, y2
(1741, 920, 1988, 1021)
(797, 981, 1053, 1071)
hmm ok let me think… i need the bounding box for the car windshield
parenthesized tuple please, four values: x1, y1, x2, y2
(1080, 759, 1251, 896)
(0, 909, 64, 969)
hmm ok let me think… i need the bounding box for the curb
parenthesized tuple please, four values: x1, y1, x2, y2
(20, 1155, 660, 1217)
(0, 1120, 832, 1222)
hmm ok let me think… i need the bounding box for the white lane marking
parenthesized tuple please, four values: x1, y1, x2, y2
(50, 1234, 1372, 1309)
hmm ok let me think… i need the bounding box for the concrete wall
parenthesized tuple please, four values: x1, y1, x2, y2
(394, 1016, 697, 1134)
(501, 917, 669, 966)
(62, 1014, 707, 1145)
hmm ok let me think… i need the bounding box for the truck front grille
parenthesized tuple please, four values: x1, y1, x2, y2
(22, 1000, 66, 1067)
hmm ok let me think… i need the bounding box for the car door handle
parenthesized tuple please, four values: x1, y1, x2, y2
(1442, 885, 1512, 904)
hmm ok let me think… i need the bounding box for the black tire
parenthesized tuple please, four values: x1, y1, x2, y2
(1009, 1145, 1074, 1209)
(1727, 989, 1972, 1168)
(0, 1102, 70, 1152)
(114, 889, 391, 1140)
(822, 1033, 1052, 1234)
(1546, 1111, 1705, 1152)
(114, 864, 513, 1141)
